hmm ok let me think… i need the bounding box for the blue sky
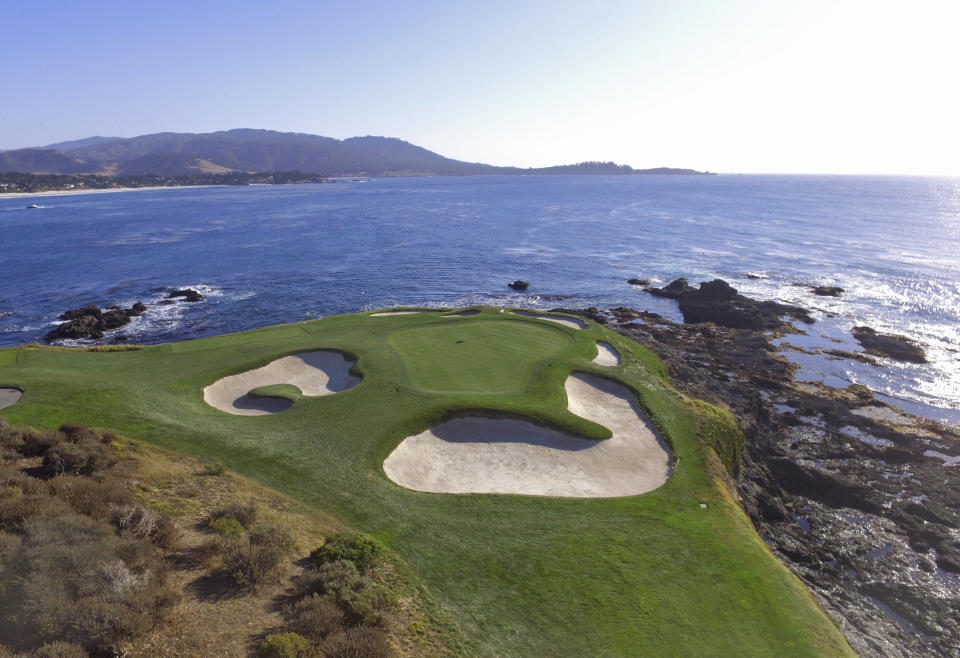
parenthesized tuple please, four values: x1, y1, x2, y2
(2, 0, 958, 174)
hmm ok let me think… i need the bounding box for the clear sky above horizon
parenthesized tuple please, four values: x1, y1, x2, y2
(1, 0, 958, 175)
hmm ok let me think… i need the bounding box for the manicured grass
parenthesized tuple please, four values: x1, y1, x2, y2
(388, 317, 573, 394)
(0, 308, 852, 656)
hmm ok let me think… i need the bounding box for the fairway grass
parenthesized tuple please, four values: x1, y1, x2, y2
(0, 308, 852, 656)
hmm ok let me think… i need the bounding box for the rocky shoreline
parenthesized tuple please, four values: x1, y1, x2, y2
(45, 288, 204, 343)
(562, 280, 959, 656)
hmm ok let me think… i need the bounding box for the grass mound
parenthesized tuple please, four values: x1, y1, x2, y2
(248, 383, 303, 402)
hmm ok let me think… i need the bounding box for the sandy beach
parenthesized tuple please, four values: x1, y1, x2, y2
(0, 184, 226, 200)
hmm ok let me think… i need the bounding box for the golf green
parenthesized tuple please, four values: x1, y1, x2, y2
(0, 308, 852, 657)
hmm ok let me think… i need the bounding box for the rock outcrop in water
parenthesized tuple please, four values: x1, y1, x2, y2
(645, 278, 813, 330)
(507, 280, 530, 291)
(813, 285, 844, 297)
(852, 325, 927, 363)
(168, 288, 203, 302)
(558, 296, 960, 657)
(45, 302, 147, 342)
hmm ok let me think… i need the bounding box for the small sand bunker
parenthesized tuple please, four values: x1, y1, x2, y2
(513, 311, 587, 330)
(383, 373, 670, 497)
(0, 386, 23, 410)
(371, 309, 443, 317)
(593, 342, 620, 366)
(443, 309, 481, 317)
(204, 351, 360, 416)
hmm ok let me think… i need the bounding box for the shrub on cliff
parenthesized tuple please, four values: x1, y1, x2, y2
(309, 532, 383, 574)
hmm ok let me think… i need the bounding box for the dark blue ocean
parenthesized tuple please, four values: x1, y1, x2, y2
(2, 175, 959, 424)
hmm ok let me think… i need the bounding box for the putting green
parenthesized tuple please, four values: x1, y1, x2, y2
(388, 317, 573, 394)
(0, 307, 852, 657)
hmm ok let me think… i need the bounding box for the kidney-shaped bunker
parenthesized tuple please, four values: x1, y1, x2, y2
(383, 373, 670, 497)
(203, 350, 360, 416)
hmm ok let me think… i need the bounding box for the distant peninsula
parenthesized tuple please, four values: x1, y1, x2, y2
(0, 129, 712, 192)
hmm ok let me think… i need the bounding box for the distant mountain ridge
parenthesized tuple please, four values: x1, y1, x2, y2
(0, 129, 712, 177)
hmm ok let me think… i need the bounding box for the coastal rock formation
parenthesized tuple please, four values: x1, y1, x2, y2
(852, 326, 927, 363)
(590, 300, 959, 656)
(627, 278, 649, 285)
(508, 280, 530, 291)
(168, 288, 203, 302)
(45, 302, 147, 342)
(646, 278, 813, 330)
(813, 285, 844, 297)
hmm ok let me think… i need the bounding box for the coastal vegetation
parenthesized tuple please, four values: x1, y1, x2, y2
(0, 171, 330, 195)
(0, 417, 438, 656)
(0, 308, 852, 655)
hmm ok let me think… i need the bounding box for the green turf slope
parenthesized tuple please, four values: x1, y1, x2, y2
(0, 308, 852, 656)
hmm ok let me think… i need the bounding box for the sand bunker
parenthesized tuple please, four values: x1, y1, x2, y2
(593, 342, 620, 366)
(383, 373, 670, 497)
(443, 309, 480, 317)
(513, 311, 587, 330)
(0, 386, 23, 410)
(371, 309, 443, 317)
(204, 351, 360, 416)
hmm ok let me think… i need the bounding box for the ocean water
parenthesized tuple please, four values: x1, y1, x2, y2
(2, 175, 959, 424)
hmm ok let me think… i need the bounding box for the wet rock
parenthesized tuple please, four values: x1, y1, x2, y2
(852, 326, 927, 363)
(813, 285, 844, 297)
(46, 314, 105, 341)
(608, 306, 643, 321)
(46, 301, 147, 342)
(549, 307, 607, 324)
(647, 278, 814, 330)
(169, 288, 204, 302)
(766, 458, 884, 515)
(627, 278, 649, 285)
(59, 305, 101, 321)
(649, 277, 695, 297)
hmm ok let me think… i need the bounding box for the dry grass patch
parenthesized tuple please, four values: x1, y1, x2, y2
(124, 442, 458, 657)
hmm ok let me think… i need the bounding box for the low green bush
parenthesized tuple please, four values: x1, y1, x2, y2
(322, 626, 391, 658)
(224, 540, 286, 588)
(283, 593, 344, 642)
(212, 500, 258, 528)
(249, 522, 296, 554)
(309, 533, 383, 574)
(302, 560, 387, 627)
(209, 516, 244, 539)
(201, 461, 225, 476)
(258, 632, 309, 658)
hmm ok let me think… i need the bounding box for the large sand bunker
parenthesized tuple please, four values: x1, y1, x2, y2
(204, 351, 360, 416)
(0, 386, 23, 410)
(512, 311, 587, 330)
(383, 373, 670, 497)
(593, 342, 620, 366)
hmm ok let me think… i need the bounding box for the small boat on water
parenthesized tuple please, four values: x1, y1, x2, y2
(26, 204, 41, 209)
